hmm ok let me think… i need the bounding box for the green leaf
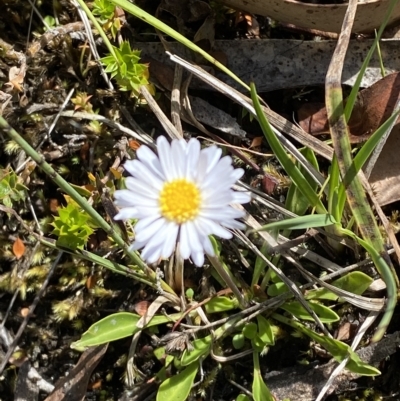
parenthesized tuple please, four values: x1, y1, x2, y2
(267, 282, 290, 297)
(205, 296, 238, 313)
(51, 203, 95, 250)
(273, 313, 380, 376)
(180, 335, 212, 366)
(156, 361, 198, 401)
(232, 333, 245, 350)
(243, 322, 258, 340)
(257, 315, 275, 345)
(69, 183, 93, 198)
(251, 335, 266, 352)
(71, 312, 140, 351)
(236, 395, 251, 401)
(71, 312, 179, 351)
(250, 82, 326, 214)
(286, 147, 319, 216)
(253, 214, 337, 233)
(281, 300, 340, 323)
(108, 0, 249, 90)
(305, 271, 373, 301)
(253, 352, 274, 401)
(252, 241, 269, 287)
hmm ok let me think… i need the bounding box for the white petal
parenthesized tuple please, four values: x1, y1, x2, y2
(135, 206, 162, 219)
(114, 207, 138, 220)
(203, 157, 232, 184)
(204, 146, 223, 174)
(134, 214, 162, 232)
(232, 191, 251, 204)
(119, 191, 158, 208)
(141, 243, 163, 264)
(114, 190, 137, 207)
(179, 223, 192, 259)
(202, 235, 215, 256)
(200, 207, 245, 221)
(195, 217, 233, 239)
(136, 144, 165, 180)
(125, 177, 159, 198)
(185, 138, 201, 180)
(140, 225, 171, 262)
(128, 160, 163, 189)
(161, 222, 179, 258)
(185, 221, 203, 252)
(157, 136, 176, 181)
(230, 168, 245, 182)
(197, 146, 222, 183)
(171, 139, 186, 178)
(222, 219, 246, 230)
(202, 191, 234, 206)
(191, 250, 204, 267)
(129, 239, 147, 251)
(135, 217, 166, 243)
(179, 221, 203, 260)
(123, 160, 137, 177)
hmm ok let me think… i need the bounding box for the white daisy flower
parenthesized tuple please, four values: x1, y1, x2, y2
(113, 136, 251, 267)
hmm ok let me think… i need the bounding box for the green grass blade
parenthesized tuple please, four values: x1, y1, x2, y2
(249, 214, 337, 233)
(341, 228, 398, 342)
(344, 0, 399, 121)
(345, 109, 400, 185)
(325, 0, 398, 341)
(108, 0, 249, 90)
(250, 83, 326, 214)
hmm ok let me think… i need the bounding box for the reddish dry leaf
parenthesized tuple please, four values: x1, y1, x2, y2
(87, 379, 102, 390)
(134, 300, 151, 317)
(298, 72, 400, 205)
(298, 72, 400, 143)
(85, 275, 97, 290)
(79, 142, 90, 161)
(262, 175, 279, 195)
(13, 237, 25, 259)
(128, 139, 141, 150)
(49, 199, 60, 214)
(20, 307, 30, 318)
(249, 136, 263, 148)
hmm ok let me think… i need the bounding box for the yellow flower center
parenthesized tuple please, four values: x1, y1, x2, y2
(159, 179, 201, 223)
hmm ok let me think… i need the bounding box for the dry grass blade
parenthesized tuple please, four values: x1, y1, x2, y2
(167, 52, 334, 162)
(240, 203, 385, 311)
(235, 229, 332, 337)
(325, 0, 398, 341)
(60, 110, 154, 145)
(315, 311, 380, 401)
(139, 85, 182, 140)
(44, 344, 108, 401)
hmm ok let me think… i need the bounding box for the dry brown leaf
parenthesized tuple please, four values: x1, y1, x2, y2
(298, 72, 400, 205)
(13, 237, 25, 259)
(298, 72, 400, 143)
(44, 344, 108, 401)
(220, 0, 400, 33)
(336, 322, 352, 342)
(134, 300, 151, 316)
(369, 125, 400, 205)
(249, 136, 263, 149)
(5, 65, 25, 93)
